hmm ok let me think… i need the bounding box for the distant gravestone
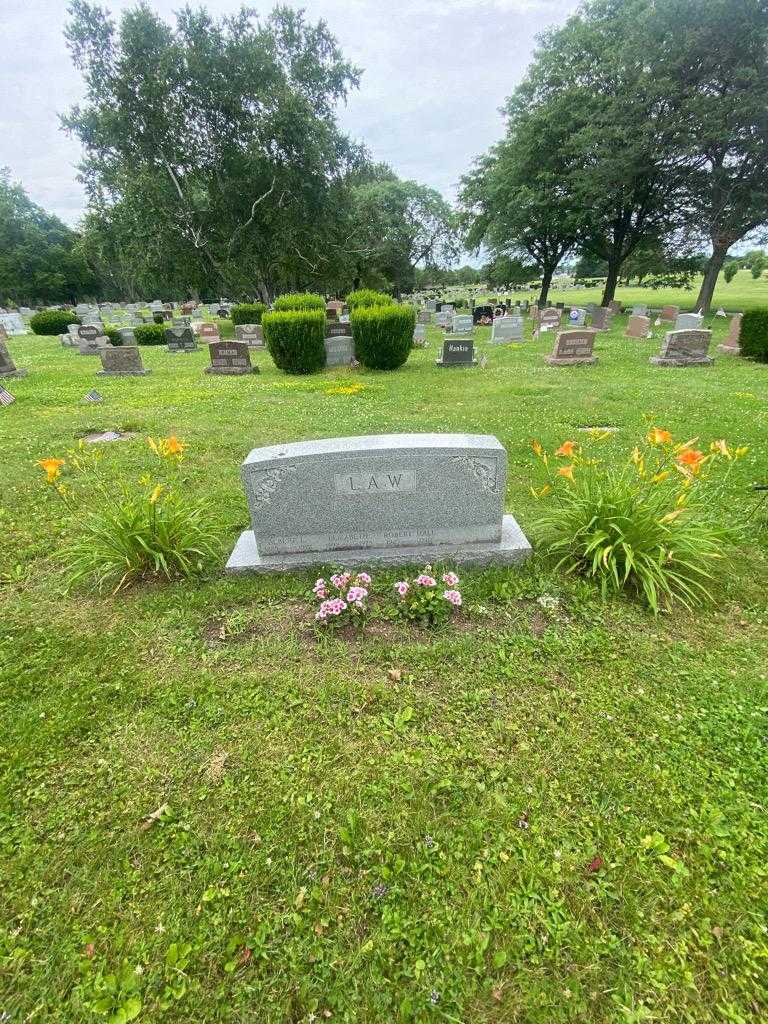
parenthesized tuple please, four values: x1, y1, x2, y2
(632, 304, 649, 316)
(417, 310, 431, 325)
(225, 433, 532, 573)
(235, 323, 264, 347)
(452, 314, 474, 334)
(473, 305, 494, 325)
(324, 333, 354, 367)
(660, 304, 679, 322)
(205, 340, 258, 375)
(545, 328, 598, 366)
(490, 316, 523, 343)
(0, 312, 27, 335)
(675, 312, 704, 330)
(117, 328, 136, 345)
(441, 304, 455, 314)
(434, 311, 452, 329)
(625, 315, 651, 339)
(216, 306, 229, 319)
(718, 313, 742, 355)
(152, 312, 165, 324)
(199, 322, 221, 340)
(536, 308, 561, 335)
(426, 299, 437, 313)
(437, 338, 476, 367)
(0, 337, 27, 378)
(77, 324, 109, 355)
(413, 323, 427, 346)
(97, 346, 150, 377)
(166, 327, 198, 353)
(589, 307, 612, 331)
(569, 307, 587, 326)
(650, 329, 713, 367)
(608, 300, 623, 315)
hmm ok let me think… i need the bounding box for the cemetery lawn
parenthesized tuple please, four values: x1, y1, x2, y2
(2, 315, 768, 1024)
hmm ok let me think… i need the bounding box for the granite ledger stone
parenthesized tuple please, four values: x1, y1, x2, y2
(226, 433, 532, 573)
(97, 346, 151, 376)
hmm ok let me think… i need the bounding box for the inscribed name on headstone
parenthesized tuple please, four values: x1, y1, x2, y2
(324, 334, 354, 367)
(0, 337, 27, 377)
(166, 327, 198, 353)
(235, 323, 264, 347)
(205, 340, 257, 376)
(225, 433, 532, 572)
(718, 313, 742, 354)
(437, 339, 476, 366)
(97, 346, 150, 376)
(545, 329, 598, 366)
(650, 329, 713, 366)
(451, 314, 474, 334)
(625, 315, 651, 339)
(198, 322, 221, 340)
(490, 316, 523, 343)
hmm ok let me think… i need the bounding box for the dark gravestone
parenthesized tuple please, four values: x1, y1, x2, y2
(473, 305, 494, 325)
(650, 329, 713, 367)
(437, 339, 476, 367)
(0, 338, 27, 378)
(153, 312, 165, 324)
(97, 346, 151, 377)
(216, 307, 228, 319)
(325, 322, 350, 339)
(324, 334, 354, 367)
(590, 307, 613, 331)
(205, 340, 258, 376)
(166, 327, 198, 353)
(77, 324, 109, 355)
(545, 329, 598, 366)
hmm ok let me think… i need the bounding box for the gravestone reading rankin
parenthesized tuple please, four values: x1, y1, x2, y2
(718, 313, 742, 354)
(650, 329, 713, 367)
(205, 340, 258, 375)
(0, 337, 27, 378)
(166, 327, 198, 353)
(545, 328, 598, 366)
(490, 316, 523, 343)
(235, 324, 264, 347)
(437, 338, 476, 366)
(97, 346, 151, 377)
(324, 331, 354, 367)
(226, 433, 532, 573)
(625, 315, 651, 339)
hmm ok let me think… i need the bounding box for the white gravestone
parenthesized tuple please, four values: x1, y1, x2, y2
(490, 316, 523, 343)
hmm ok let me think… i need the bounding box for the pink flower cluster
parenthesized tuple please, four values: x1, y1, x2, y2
(394, 567, 463, 610)
(395, 580, 410, 597)
(443, 589, 462, 606)
(442, 572, 460, 586)
(316, 598, 348, 620)
(415, 574, 437, 587)
(313, 570, 373, 623)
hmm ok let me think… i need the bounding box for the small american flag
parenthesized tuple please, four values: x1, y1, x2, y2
(83, 389, 103, 403)
(0, 386, 15, 406)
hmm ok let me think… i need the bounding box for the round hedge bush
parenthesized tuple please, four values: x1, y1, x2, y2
(351, 304, 415, 370)
(134, 323, 168, 346)
(263, 310, 326, 375)
(739, 308, 768, 362)
(346, 289, 393, 310)
(30, 309, 79, 335)
(273, 293, 325, 312)
(231, 302, 266, 326)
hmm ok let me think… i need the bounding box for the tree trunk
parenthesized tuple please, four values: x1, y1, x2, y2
(696, 241, 730, 314)
(600, 258, 621, 306)
(539, 265, 554, 305)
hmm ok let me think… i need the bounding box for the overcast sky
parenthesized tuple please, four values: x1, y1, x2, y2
(1, 0, 579, 228)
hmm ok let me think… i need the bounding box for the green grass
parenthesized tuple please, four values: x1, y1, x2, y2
(477, 268, 768, 313)
(1, 312, 768, 1022)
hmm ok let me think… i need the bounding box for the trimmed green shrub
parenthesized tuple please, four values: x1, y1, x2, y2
(351, 304, 415, 370)
(273, 293, 325, 312)
(231, 302, 266, 326)
(453, 297, 468, 308)
(30, 309, 79, 335)
(134, 324, 167, 346)
(346, 289, 393, 310)
(105, 328, 122, 346)
(740, 308, 768, 362)
(263, 310, 326, 375)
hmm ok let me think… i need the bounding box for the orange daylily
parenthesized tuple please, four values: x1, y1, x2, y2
(558, 464, 575, 481)
(530, 484, 552, 499)
(531, 439, 544, 457)
(648, 427, 672, 446)
(555, 440, 576, 458)
(677, 448, 705, 474)
(163, 436, 186, 458)
(37, 457, 65, 483)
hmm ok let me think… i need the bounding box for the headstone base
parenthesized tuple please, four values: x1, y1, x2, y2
(0, 368, 27, 378)
(545, 355, 598, 366)
(226, 514, 532, 574)
(436, 357, 478, 367)
(649, 356, 713, 367)
(96, 368, 152, 377)
(204, 366, 259, 375)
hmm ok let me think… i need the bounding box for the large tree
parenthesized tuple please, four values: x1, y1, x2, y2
(62, 2, 362, 300)
(0, 168, 97, 304)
